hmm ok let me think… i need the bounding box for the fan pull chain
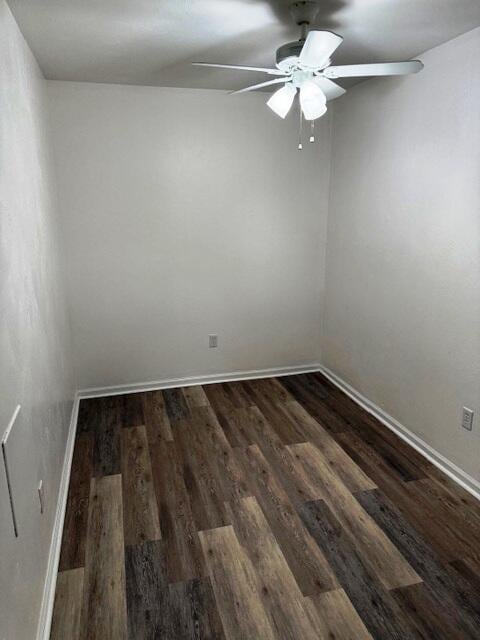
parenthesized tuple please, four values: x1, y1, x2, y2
(310, 120, 315, 143)
(298, 105, 303, 150)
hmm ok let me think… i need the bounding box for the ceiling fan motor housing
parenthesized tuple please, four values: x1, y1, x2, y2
(276, 2, 321, 72)
(275, 41, 304, 71)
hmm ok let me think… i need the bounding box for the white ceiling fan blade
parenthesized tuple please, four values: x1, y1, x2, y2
(266, 84, 297, 119)
(300, 80, 327, 121)
(230, 77, 290, 95)
(311, 77, 346, 101)
(192, 62, 287, 76)
(299, 30, 343, 70)
(324, 60, 424, 79)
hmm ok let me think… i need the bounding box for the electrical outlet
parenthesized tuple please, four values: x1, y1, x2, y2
(461, 407, 474, 431)
(209, 334, 218, 348)
(38, 480, 45, 514)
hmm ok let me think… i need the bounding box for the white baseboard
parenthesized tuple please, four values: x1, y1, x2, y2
(319, 365, 480, 501)
(36, 394, 80, 640)
(77, 363, 322, 398)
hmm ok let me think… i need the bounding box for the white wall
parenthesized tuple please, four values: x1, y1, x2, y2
(47, 81, 332, 389)
(0, 2, 74, 638)
(324, 28, 480, 481)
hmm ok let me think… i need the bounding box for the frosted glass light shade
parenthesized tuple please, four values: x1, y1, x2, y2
(300, 80, 327, 120)
(266, 84, 297, 118)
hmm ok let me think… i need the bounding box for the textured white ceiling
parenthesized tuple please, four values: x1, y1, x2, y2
(9, 0, 480, 91)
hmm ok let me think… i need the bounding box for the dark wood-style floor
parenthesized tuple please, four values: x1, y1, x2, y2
(50, 373, 480, 639)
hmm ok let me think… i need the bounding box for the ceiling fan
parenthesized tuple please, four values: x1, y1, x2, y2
(193, 1, 423, 123)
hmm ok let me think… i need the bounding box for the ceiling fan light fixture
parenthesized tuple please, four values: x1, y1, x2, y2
(193, 2, 424, 138)
(266, 83, 297, 118)
(299, 80, 327, 120)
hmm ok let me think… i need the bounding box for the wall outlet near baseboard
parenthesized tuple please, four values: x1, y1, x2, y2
(209, 334, 218, 348)
(462, 407, 474, 431)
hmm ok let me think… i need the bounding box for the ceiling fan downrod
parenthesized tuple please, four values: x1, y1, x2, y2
(290, 1, 321, 40)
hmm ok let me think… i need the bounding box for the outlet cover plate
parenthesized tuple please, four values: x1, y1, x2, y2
(462, 407, 474, 431)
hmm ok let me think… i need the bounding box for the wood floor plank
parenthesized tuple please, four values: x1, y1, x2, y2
(237, 405, 323, 506)
(334, 430, 467, 562)
(303, 373, 373, 430)
(299, 499, 418, 640)
(424, 466, 480, 517)
(282, 400, 377, 493)
(400, 480, 478, 563)
(448, 557, 480, 592)
(93, 406, 121, 477)
(126, 541, 223, 639)
(199, 525, 277, 640)
(215, 407, 255, 448)
(252, 377, 296, 404)
(391, 582, 468, 640)
(279, 375, 350, 434)
(50, 568, 84, 640)
(150, 439, 206, 582)
(309, 373, 421, 467)
(168, 577, 226, 639)
(68, 433, 94, 497)
(163, 387, 191, 424)
(411, 477, 480, 551)
(310, 373, 414, 445)
(363, 464, 480, 563)
(175, 417, 230, 531)
(302, 372, 409, 449)
(191, 406, 251, 503)
(313, 375, 429, 468)
(221, 381, 255, 407)
(220, 382, 251, 409)
(288, 442, 421, 590)
(80, 475, 127, 640)
(77, 397, 104, 434)
(237, 444, 338, 596)
(121, 425, 161, 546)
(142, 390, 173, 443)
(356, 488, 480, 638)
(307, 372, 383, 427)
(225, 495, 320, 639)
(182, 385, 209, 409)
(58, 434, 94, 570)
(350, 421, 427, 483)
(289, 373, 330, 399)
(335, 429, 411, 491)
(159, 493, 207, 584)
(310, 375, 429, 481)
(120, 393, 145, 428)
(303, 589, 372, 640)
(241, 380, 307, 444)
(124, 539, 169, 639)
(203, 383, 240, 415)
(59, 493, 89, 571)
(100, 395, 125, 410)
